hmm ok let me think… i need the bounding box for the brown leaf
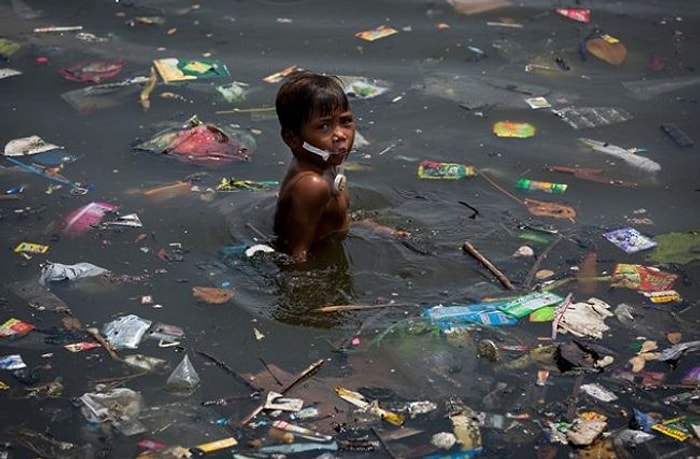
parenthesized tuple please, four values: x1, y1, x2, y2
(629, 355, 646, 373)
(586, 37, 627, 66)
(524, 198, 576, 220)
(577, 438, 616, 459)
(638, 340, 658, 355)
(667, 332, 682, 344)
(448, 0, 512, 15)
(192, 286, 235, 304)
(576, 252, 598, 294)
(62, 317, 82, 330)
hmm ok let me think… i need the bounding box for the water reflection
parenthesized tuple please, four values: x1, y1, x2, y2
(270, 237, 355, 327)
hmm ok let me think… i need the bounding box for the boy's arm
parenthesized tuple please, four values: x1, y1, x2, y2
(285, 176, 331, 262)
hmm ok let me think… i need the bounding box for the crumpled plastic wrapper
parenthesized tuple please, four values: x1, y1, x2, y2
(558, 297, 614, 339)
(431, 432, 457, 449)
(79, 387, 145, 435)
(566, 418, 607, 446)
(39, 261, 109, 286)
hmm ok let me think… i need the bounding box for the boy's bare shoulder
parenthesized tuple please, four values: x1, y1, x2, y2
(284, 170, 331, 197)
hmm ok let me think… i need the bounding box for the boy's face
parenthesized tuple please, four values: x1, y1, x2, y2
(295, 108, 355, 167)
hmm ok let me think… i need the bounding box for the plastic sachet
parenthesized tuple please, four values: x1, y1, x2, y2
(101, 314, 153, 349)
(557, 297, 614, 339)
(78, 387, 146, 435)
(39, 261, 109, 286)
(166, 354, 201, 393)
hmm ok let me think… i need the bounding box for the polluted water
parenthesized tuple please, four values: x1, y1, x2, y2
(1, 0, 700, 458)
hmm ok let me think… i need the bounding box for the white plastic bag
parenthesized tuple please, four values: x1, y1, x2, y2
(101, 314, 152, 349)
(166, 354, 200, 393)
(39, 261, 108, 286)
(558, 297, 614, 339)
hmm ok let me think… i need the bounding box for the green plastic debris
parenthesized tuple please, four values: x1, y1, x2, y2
(0, 38, 21, 59)
(647, 231, 700, 265)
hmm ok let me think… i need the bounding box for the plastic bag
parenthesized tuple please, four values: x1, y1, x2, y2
(166, 354, 201, 393)
(79, 387, 146, 436)
(39, 261, 109, 285)
(557, 297, 613, 339)
(79, 388, 142, 423)
(101, 314, 152, 349)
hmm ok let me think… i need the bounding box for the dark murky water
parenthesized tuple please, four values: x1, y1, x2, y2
(1, 0, 700, 457)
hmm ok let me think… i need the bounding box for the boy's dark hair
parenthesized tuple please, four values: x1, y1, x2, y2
(275, 72, 349, 135)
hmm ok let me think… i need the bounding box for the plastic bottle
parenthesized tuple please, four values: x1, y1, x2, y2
(418, 160, 477, 179)
(516, 178, 568, 193)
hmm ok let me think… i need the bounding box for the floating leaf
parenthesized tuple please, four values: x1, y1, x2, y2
(586, 35, 627, 66)
(192, 286, 235, 304)
(525, 198, 576, 220)
(647, 230, 700, 265)
(629, 355, 646, 373)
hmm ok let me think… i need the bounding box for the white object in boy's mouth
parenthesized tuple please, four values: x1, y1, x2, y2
(303, 141, 337, 161)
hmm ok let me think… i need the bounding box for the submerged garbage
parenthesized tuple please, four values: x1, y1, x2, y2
(1, 0, 699, 458)
(134, 115, 254, 166)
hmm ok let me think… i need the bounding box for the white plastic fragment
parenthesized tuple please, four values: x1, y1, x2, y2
(557, 297, 614, 339)
(512, 245, 534, 258)
(4, 135, 62, 156)
(580, 382, 618, 402)
(566, 418, 607, 446)
(245, 244, 275, 257)
(39, 261, 109, 286)
(431, 432, 457, 449)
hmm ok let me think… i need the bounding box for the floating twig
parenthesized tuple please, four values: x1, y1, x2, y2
(86, 327, 121, 361)
(88, 371, 148, 385)
(458, 200, 479, 219)
(245, 222, 271, 242)
(314, 303, 419, 313)
(462, 240, 515, 291)
(523, 234, 563, 290)
(480, 171, 576, 220)
(197, 350, 260, 393)
(258, 357, 284, 386)
(237, 358, 325, 427)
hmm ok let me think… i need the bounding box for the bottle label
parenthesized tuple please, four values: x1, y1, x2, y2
(516, 178, 568, 193)
(418, 160, 476, 179)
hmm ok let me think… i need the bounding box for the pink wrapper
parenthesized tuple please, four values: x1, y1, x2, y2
(62, 202, 117, 236)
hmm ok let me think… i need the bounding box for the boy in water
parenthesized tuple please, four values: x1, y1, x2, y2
(273, 72, 406, 262)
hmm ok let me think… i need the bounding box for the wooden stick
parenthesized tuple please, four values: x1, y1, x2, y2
(313, 303, 419, 313)
(462, 241, 515, 291)
(237, 358, 325, 427)
(523, 234, 563, 290)
(245, 222, 271, 242)
(88, 371, 148, 385)
(197, 350, 261, 393)
(86, 327, 121, 361)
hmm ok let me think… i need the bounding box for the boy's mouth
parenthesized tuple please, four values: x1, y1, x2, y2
(303, 142, 347, 162)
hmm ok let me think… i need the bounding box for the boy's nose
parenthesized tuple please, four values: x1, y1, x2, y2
(332, 126, 347, 140)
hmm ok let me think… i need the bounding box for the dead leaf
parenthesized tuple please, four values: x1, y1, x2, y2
(62, 317, 82, 330)
(576, 252, 598, 295)
(586, 37, 627, 66)
(577, 438, 616, 459)
(192, 286, 235, 304)
(253, 328, 265, 341)
(525, 198, 576, 220)
(629, 355, 646, 373)
(638, 340, 658, 354)
(667, 332, 682, 344)
(535, 269, 555, 280)
(447, 0, 511, 15)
